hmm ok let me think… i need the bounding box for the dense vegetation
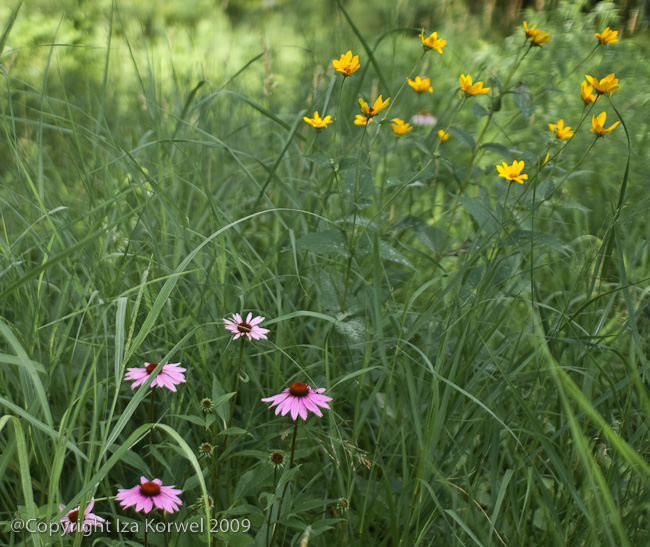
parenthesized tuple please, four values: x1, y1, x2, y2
(2, 0, 650, 545)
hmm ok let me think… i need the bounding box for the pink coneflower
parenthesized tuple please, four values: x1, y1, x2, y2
(59, 499, 106, 534)
(223, 313, 270, 341)
(411, 109, 437, 126)
(115, 477, 182, 514)
(124, 362, 186, 392)
(261, 383, 332, 421)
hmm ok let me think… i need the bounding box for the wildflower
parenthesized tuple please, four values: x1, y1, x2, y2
(411, 110, 436, 126)
(391, 118, 413, 136)
(523, 21, 539, 39)
(115, 477, 182, 514)
(548, 119, 574, 139)
(261, 382, 332, 421)
(530, 31, 551, 46)
(590, 112, 620, 137)
(223, 313, 270, 341)
(332, 50, 360, 76)
(496, 160, 528, 184)
(581, 81, 598, 104)
(437, 129, 450, 141)
(354, 114, 372, 126)
(595, 27, 619, 44)
(59, 500, 105, 534)
(408, 76, 433, 93)
(303, 111, 332, 129)
(124, 362, 186, 392)
(585, 73, 619, 96)
(191, 495, 215, 510)
(200, 398, 215, 414)
(199, 442, 214, 457)
(268, 450, 286, 468)
(459, 74, 490, 98)
(419, 30, 446, 54)
(359, 96, 390, 119)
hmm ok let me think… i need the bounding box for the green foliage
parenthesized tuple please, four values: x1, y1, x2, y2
(2, 1, 650, 546)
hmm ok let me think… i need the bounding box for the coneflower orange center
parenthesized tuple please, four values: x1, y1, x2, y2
(140, 481, 161, 497)
(289, 382, 309, 397)
(236, 322, 252, 333)
(68, 509, 79, 523)
(146, 362, 160, 374)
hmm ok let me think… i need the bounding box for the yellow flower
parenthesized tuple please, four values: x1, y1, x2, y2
(391, 118, 413, 135)
(332, 50, 360, 76)
(595, 27, 619, 44)
(580, 81, 598, 104)
(548, 119, 574, 139)
(585, 73, 619, 96)
(359, 95, 390, 119)
(437, 129, 450, 141)
(354, 114, 372, 126)
(496, 160, 528, 184)
(408, 76, 433, 93)
(419, 30, 446, 54)
(523, 21, 539, 38)
(303, 111, 332, 129)
(459, 74, 490, 98)
(590, 112, 620, 137)
(530, 31, 551, 46)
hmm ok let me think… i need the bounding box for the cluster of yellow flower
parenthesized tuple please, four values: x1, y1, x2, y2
(303, 21, 622, 186)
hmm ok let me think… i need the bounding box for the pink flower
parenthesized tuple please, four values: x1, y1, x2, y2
(223, 312, 270, 341)
(124, 362, 186, 392)
(262, 383, 332, 421)
(59, 499, 106, 534)
(411, 109, 437, 126)
(115, 477, 182, 514)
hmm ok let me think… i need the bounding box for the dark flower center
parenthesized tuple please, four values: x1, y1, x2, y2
(289, 383, 309, 397)
(68, 509, 79, 523)
(140, 481, 161, 497)
(270, 451, 285, 465)
(201, 443, 212, 454)
(237, 322, 252, 333)
(146, 363, 160, 374)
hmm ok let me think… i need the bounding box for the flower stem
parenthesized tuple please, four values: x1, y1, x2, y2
(268, 421, 299, 547)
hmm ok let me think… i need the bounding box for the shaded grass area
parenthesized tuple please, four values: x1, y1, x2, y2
(2, 1, 650, 545)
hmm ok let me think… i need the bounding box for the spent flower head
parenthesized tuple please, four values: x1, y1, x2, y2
(408, 76, 433, 93)
(391, 118, 413, 136)
(262, 382, 332, 421)
(419, 30, 446, 53)
(199, 442, 214, 457)
(496, 160, 528, 184)
(459, 74, 490, 98)
(548, 119, 574, 139)
(590, 112, 620, 137)
(332, 50, 360, 76)
(595, 27, 619, 44)
(223, 313, 269, 341)
(303, 111, 332, 129)
(115, 477, 182, 514)
(581, 81, 598, 104)
(59, 500, 106, 535)
(585, 74, 619, 96)
(268, 450, 286, 468)
(200, 398, 215, 413)
(124, 362, 186, 392)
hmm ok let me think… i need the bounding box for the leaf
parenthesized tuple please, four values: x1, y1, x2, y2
(453, 194, 499, 235)
(504, 230, 570, 255)
(358, 234, 415, 269)
(513, 82, 534, 119)
(304, 153, 332, 167)
(481, 143, 512, 161)
(448, 126, 476, 150)
(472, 102, 490, 118)
(296, 230, 348, 255)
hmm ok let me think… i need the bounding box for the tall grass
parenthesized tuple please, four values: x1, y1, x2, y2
(2, 1, 650, 545)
